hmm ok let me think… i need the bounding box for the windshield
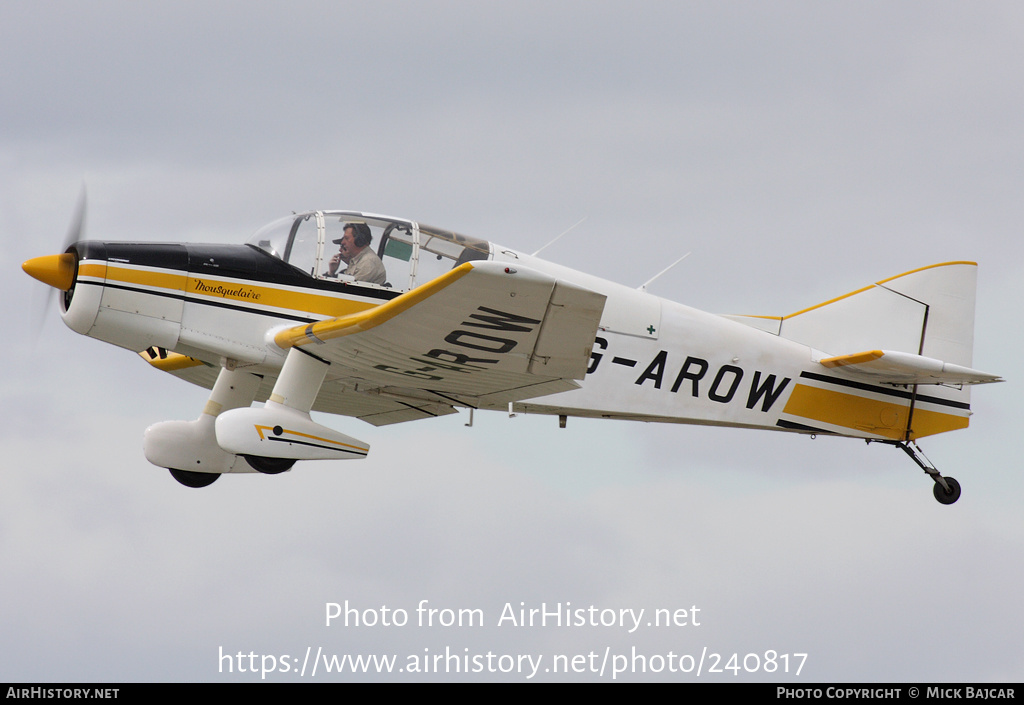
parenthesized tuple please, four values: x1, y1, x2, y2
(248, 213, 305, 260)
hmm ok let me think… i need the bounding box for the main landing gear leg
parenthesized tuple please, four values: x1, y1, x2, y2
(144, 367, 263, 487)
(871, 440, 962, 505)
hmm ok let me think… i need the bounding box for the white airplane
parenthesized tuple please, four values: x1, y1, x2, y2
(23, 207, 1002, 503)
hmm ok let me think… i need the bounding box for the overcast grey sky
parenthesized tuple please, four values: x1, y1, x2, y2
(3, 1, 1022, 682)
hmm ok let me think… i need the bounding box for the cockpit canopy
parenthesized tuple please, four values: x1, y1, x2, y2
(247, 211, 491, 291)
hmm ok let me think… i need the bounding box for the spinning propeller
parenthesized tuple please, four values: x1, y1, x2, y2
(23, 187, 86, 336)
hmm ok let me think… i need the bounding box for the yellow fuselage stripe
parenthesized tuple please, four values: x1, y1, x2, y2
(104, 265, 186, 292)
(96, 263, 381, 319)
(78, 261, 108, 280)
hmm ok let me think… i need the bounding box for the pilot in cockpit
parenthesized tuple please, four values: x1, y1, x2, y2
(327, 222, 386, 285)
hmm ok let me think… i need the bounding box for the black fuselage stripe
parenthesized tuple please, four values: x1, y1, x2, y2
(798, 371, 970, 411)
(776, 419, 837, 434)
(265, 436, 368, 456)
(93, 241, 403, 301)
(186, 294, 318, 323)
(86, 252, 399, 304)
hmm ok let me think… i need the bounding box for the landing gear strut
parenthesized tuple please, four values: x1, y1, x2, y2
(871, 440, 962, 505)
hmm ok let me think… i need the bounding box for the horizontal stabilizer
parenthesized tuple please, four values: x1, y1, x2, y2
(819, 349, 1003, 386)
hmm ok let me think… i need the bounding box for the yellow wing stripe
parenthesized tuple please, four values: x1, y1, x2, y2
(274, 262, 475, 348)
(782, 384, 968, 440)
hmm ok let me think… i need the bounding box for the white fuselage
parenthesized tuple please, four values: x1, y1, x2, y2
(57, 230, 972, 444)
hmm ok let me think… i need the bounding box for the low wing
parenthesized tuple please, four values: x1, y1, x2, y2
(145, 261, 606, 425)
(819, 350, 1003, 386)
(274, 261, 606, 410)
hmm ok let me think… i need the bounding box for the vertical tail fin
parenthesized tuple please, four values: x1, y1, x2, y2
(725, 262, 997, 440)
(776, 262, 979, 365)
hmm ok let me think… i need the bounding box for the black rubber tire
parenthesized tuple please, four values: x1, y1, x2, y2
(933, 476, 962, 505)
(242, 455, 296, 474)
(169, 468, 220, 488)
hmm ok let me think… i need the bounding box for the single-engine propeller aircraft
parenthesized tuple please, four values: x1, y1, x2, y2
(23, 206, 1002, 503)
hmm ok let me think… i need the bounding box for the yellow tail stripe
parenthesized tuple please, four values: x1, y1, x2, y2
(783, 384, 968, 440)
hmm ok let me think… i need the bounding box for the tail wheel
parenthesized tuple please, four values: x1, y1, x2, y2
(933, 476, 961, 505)
(875, 440, 964, 506)
(169, 468, 220, 488)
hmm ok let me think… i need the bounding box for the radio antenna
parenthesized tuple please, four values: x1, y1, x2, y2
(531, 216, 587, 257)
(639, 252, 691, 291)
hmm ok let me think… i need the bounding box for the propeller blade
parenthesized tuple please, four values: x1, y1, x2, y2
(62, 184, 87, 252)
(27, 186, 87, 344)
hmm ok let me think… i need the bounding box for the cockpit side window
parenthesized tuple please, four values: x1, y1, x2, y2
(322, 216, 391, 286)
(412, 224, 491, 285)
(377, 223, 415, 289)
